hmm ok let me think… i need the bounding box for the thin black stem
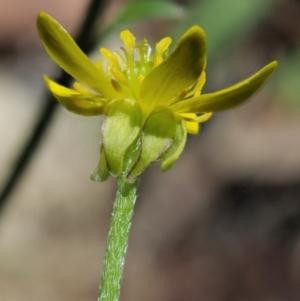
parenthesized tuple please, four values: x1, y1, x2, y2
(0, 0, 108, 210)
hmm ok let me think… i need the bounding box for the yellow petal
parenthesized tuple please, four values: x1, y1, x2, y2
(177, 112, 211, 134)
(185, 121, 199, 134)
(45, 76, 104, 116)
(140, 26, 206, 107)
(195, 112, 213, 122)
(177, 112, 197, 121)
(187, 71, 206, 97)
(172, 61, 278, 113)
(37, 12, 118, 99)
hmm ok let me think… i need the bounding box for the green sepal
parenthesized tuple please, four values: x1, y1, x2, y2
(102, 98, 142, 177)
(128, 107, 177, 180)
(90, 145, 109, 182)
(160, 120, 187, 171)
(122, 136, 142, 176)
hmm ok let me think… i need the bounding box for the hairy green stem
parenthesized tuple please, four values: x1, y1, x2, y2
(98, 176, 139, 301)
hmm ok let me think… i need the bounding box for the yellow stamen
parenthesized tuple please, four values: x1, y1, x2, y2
(111, 79, 123, 94)
(95, 59, 103, 70)
(120, 30, 136, 49)
(139, 39, 150, 64)
(153, 37, 172, 67)
(110, 67, 138, 100)
(100, 48, 122, 71)
(110, 67, 128, 84)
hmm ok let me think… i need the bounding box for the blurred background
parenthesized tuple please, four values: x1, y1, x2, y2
(0, 0, 300, 300)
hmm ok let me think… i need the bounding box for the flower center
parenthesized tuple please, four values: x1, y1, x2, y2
(100, 30, 172, 102)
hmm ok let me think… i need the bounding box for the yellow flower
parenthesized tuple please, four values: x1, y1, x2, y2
(37, 12, 277, 182)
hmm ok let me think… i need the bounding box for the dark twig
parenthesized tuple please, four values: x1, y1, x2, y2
(0, 0, 109, 210)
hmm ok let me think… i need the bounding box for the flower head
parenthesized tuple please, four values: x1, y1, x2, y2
(37, 12, 277, 182)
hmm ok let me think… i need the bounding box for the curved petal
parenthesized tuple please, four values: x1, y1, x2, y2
(172, 61, 278, 113)
(37, 12, 118, 99)
(45, 76, 104, 116)
(140, 26, 206, 107)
